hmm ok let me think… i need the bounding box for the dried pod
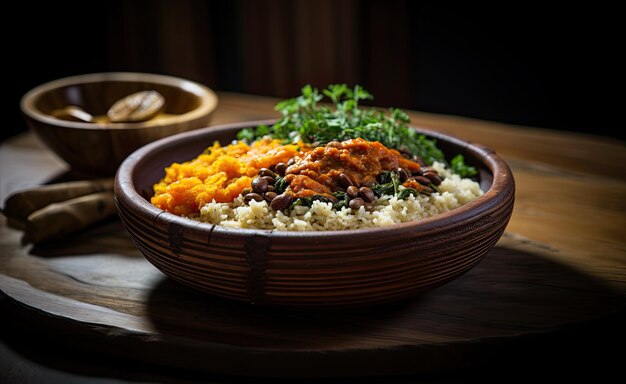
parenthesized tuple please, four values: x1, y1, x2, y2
(3, 178, 113, 221)
(24, 191, 116, 244)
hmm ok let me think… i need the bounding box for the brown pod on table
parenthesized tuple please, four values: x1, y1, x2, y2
(2, 178, 113, 221)
(23, 191, 117, 244)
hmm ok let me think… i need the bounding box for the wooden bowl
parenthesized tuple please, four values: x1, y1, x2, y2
(114, 120, 515, 308)
(21, 72, 218, 175)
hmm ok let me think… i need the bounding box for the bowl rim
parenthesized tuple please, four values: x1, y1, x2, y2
(20, 72, 219, 130)
(115, 119, 515, 241)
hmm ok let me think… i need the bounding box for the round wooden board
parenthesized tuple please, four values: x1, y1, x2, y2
(2, 93, 625, 378)
(0, 214, 623, 377)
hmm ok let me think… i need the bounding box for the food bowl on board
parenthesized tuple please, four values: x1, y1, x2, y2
(20, 72, 218, 175)
(114, 119, 515, 308)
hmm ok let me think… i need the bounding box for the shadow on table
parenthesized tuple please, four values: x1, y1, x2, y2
(2, 241, 624, 382)
(27, 218, 142, 258)
(140, 242, 625, 377)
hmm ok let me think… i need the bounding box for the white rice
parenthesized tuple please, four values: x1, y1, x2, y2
(194, 162, 483, 231)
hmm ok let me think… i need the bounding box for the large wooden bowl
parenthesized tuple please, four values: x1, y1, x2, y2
(21, 72, 218, 175)
(114, 120, 515, 308)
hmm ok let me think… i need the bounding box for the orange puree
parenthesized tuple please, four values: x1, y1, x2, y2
(151, 138, 306, 216)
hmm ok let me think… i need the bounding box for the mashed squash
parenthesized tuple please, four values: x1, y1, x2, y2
(151, 138, 306, 216)
(151, 138, 483, 231)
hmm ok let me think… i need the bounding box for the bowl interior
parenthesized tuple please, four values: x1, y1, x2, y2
(34, 80, 201, 117)
(21, 72, 218, 131)
(129, 121, 494, 207)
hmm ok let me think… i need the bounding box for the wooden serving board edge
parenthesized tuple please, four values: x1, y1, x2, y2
(2, 273, 603, 378)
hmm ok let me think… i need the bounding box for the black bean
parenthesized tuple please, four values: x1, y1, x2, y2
(361, 177, 375, 187)
(338, 173, 353, 189)
(346, 185, 359, 198)
(423, 171, 442, 186)
(251, 177, 268, 193)
(359, 186, 375, 202)
(349, 197, 365, 210)
(397, 168, 410, 182)
(399, 148, 412, 159)
(412, 169, 423, 176)
(422, 167, 438, 174)
(244, 193, 264, 203)
(241, 187, 252, 196)
(274, 162, 287, 176)
(270, 193, 293, 211)
(267, 185, 275, 192)
(258, 168, 276, 178)
(421, 186, 434, 194)
(264, 191, 277, 203)
(364, 202, 374, 211)
(413, 156, 426, 166)
(262, 175, 275, 185)
(414, 176, 432, 185)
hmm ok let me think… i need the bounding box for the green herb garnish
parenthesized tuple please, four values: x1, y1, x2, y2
(237, 84, 476, 176)
(371, 171, 401, 197)
(291, 194, 335, 209)
(273, 176, 288, 194)
(332, 191, 351, 210)
(450, 154, 478, 177)
(398, 188, 419, 199)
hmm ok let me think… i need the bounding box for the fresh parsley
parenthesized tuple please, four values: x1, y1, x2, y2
(237, 84, 477, 177)
(449, 154, 477, 178)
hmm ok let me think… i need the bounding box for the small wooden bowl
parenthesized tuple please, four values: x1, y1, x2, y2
(21, 72, 218, 175)
(115, 120, 515, 308)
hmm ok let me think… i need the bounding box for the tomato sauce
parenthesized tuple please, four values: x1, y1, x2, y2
(284, 138, 421, 198)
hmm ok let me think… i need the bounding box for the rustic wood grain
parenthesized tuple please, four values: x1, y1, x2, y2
(1, 92, 625, 377)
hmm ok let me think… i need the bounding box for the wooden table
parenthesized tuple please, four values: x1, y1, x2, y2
(1, 92, 625, 382)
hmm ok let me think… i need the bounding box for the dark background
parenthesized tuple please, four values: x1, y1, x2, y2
(5, 0, 622, 142)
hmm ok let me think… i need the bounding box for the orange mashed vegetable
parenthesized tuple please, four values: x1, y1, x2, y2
(151, 138, 307, 216)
